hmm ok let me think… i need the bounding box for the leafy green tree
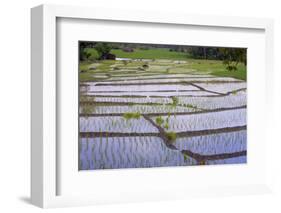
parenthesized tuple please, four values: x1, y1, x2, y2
(219, 48, 246, 71)
(79, 43, 87, 61)
(94, 43, 112, 59)
(79, 41, 94, 61)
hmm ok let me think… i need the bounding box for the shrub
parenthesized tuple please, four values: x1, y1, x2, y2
(94, 43, 112, 59)
(156, 116, 164, 126)
(123, 112, 141, 120)
(142, 64, 149, 69)
(165, 132, 177, 143)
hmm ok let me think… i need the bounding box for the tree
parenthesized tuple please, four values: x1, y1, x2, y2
(79, 41, 95, 61)
(219, 48, 246, 71)
(79, 42, 87, 61)
(94, 43, 112, 60)
(189, 47, 222, 60)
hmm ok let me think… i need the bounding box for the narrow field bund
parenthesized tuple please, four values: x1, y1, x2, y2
(81, 80, 246, 98)
(80, 104, 199, 115)
(80, 108, 246, 137)
(86, 76, 243, 84)
(80, 105, 246, 117)
(82, 91, 220, 97)
(79, 125, 246, 138)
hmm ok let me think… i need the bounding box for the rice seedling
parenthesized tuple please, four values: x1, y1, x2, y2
(171, 96, 179, 107)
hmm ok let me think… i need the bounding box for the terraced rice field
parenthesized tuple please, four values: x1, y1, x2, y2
(79, 59, 247, 170)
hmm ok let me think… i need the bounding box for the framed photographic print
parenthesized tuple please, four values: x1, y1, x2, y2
(31, 4, 274, 208)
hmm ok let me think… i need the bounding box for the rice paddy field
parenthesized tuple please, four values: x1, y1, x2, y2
(79, 57, 247, 170)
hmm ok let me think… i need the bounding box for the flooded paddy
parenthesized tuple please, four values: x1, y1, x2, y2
(79, 58, 247, 170)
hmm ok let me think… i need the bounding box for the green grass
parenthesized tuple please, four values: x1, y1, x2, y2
(186, 59, 246, 80)
(79, 60, 116, 81)
(79, 72, 108, 82)
(111, 48, 190, 60)
(79, 61, 92, 71)
(79, 57, 246, 81)
(211, 66, 246, 81)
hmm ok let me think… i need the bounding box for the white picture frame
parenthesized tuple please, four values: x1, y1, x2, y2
(31, 4, 274, 208)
